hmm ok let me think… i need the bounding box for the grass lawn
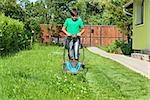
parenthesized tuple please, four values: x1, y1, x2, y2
(0, 44, 150, 100)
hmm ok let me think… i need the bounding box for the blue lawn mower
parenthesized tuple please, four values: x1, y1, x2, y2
(63, 36, 85, 74)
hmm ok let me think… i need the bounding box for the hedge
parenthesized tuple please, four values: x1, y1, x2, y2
(0, 14, 30, 56)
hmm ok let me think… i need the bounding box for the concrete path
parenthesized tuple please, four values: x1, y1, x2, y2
(88, 47, 150, 79)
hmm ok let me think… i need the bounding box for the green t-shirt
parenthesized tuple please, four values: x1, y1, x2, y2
(63, 18, 84, 35)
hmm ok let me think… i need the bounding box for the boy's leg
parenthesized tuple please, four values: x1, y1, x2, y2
(74, 39, 80, 61)
(68, 40, 74, 61)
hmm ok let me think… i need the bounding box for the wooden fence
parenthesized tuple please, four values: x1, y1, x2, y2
(80, 25, 126, 46)
(40, 24, 51, 43)
(41, 25, 127, 46)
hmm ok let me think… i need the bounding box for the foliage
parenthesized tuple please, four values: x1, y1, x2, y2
(0, 14, 30, 56)
(0, 0, 26, 21)
(0, 0, 133, 55)
(24, 17, 41, 41)
(121, 41, 133, 55)
(20, 2, 45, 41)
(76, 0, 133, 33)
(100, 40, 122, 54)
(2, 0, 132, 34)
(1, 0, 42, 41)
(102, 0, 133, 34)
(42, 0, 132, 34)
(100, 40, 133, 55)
(0, 0, 41, 47)
(17, 0, 133, 36)
(25, 1, 49, 24)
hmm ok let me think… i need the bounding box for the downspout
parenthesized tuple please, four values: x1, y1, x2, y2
(123, 0, 133, 16)
(123, 6, 133, 16)
(122, 2, 133, 54)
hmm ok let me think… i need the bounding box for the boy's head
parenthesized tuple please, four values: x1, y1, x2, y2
(70, 8, 78, 21)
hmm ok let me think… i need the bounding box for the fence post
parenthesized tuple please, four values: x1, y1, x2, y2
(100, 27, 102, 47)
(90, 25, 93, 47)
(122, 32, 125, 47)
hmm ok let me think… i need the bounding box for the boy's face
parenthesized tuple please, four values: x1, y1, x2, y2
(71, 15, 78, 21)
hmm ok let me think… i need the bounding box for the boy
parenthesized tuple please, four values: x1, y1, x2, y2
(62, 8, 85, 65)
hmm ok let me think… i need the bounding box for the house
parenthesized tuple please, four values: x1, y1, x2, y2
(124, 0, 150, 53)
(123, 0, 150, 61)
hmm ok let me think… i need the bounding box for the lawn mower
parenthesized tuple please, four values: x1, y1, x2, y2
(63, 36, 85, 74)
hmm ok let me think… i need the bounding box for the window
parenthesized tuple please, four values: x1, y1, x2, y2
(136, 0, 144, 25)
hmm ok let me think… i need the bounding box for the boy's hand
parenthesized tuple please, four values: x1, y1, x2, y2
(77, 33, 81, 36)
(66, 32, 71, 37)
(71, 35, 77, 38)
(67, 34, 71, 36)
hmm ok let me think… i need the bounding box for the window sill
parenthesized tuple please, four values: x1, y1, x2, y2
(135, 23, 144, 28)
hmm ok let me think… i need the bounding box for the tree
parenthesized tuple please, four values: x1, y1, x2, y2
(0, 0, 26, 21)
(99, 0, 132, 34)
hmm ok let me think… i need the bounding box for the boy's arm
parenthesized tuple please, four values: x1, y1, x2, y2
(77, 28, 85, 36)
(62, 26, 71, 36)
(77, 19, 85, 36)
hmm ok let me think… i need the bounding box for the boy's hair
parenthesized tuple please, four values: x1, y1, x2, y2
(70, 8, 78, 16)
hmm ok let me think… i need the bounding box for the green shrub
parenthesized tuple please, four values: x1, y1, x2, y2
(99, 40, 133, 55)
(107, 40, 122, 53)
(0, 14, 30, 56)
(121, 42, 133, 55)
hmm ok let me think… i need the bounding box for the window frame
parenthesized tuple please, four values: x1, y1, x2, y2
(136, 0, 144, 25)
